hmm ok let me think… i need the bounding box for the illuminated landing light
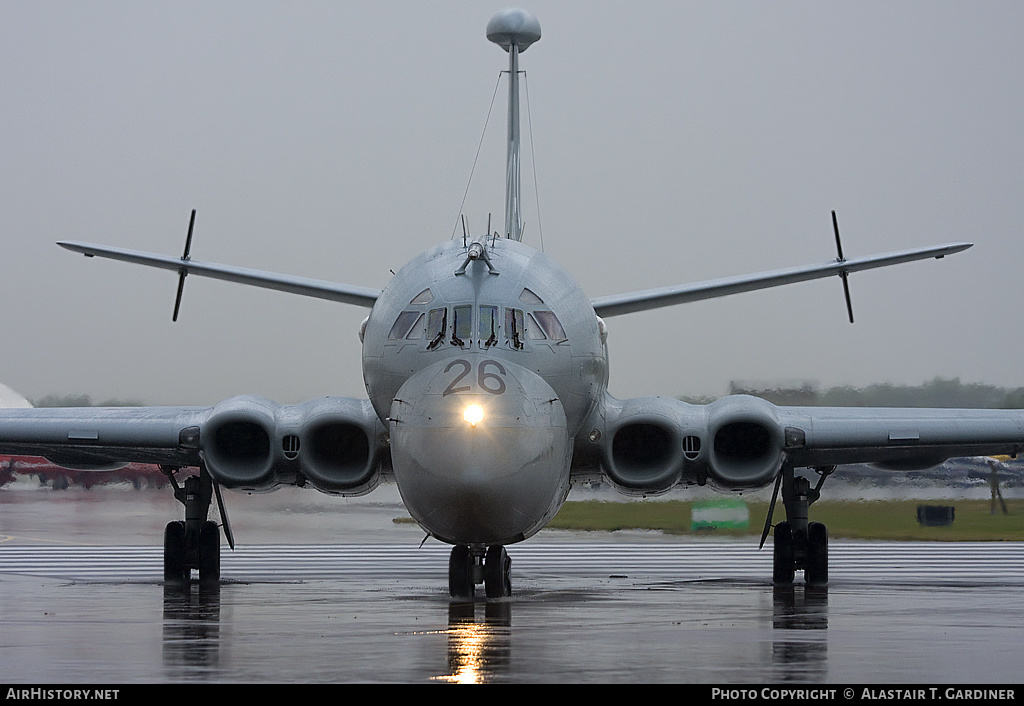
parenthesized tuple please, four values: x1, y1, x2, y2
(463, 403, 484, 427)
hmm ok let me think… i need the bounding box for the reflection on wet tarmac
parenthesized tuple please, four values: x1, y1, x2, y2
(441, 601, 513, 683)
(771, 584, 828, 680)
(0, 546, 1021, 682)
(162, 582, 222, 678)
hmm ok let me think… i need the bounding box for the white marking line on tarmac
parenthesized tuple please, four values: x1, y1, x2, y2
(1, 542, 1023, 582)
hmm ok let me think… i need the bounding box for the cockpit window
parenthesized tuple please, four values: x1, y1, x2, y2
(519, 288, 543, 304)
(505, 308, 525, 350)
(404, 313, 424, 339)
(527, 313, 546, 339)
(426, 307, 447, 350)
(388, 311, 421, 340)
(452, 305, 472, 347)
(410, 288, 434, 305)
(479, 305, 498, 348)
(533, 310, 566, 341)
(415, 304, 564, 350)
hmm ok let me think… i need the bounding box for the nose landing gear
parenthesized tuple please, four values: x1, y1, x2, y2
(449, 544, 512, 598)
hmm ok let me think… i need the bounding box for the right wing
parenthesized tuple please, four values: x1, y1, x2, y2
(0, 396, 387, 495)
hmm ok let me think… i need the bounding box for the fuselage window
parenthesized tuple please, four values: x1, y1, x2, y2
(533, 310, 566, 341)
(388, 310, 421, 340)
(452, 305, 472, 347)
(426, 307, 447, 350)
(479, 305, 498, 348)
(505, 307, 525, 350)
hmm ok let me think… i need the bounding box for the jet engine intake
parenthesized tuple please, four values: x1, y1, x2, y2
(291, 397, 381, 494)
(596, 397, 694, 493)
(203, 396, 276, 490)
(606, 419, 682, 492)
(201, 396, 383, 493)
(706, 395, 784, 489)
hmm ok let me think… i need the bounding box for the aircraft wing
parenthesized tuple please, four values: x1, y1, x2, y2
(590, 242, 971, 317)
(0, 396, 387, 494)
(773, 404, 1024, 471)
(58, 241, 381, 308)
(590, 394, 1024, 492)
(0, 405, 204, 470)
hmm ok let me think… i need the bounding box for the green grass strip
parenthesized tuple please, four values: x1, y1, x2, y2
(547, 499, 1024, 541)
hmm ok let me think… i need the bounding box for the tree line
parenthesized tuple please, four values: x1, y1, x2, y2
(681, 377, 1024, 409)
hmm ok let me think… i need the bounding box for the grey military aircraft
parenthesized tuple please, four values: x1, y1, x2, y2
(0, 9, 1017, 597)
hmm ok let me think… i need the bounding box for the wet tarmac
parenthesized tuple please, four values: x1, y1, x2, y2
(1, 485, 1023, 684)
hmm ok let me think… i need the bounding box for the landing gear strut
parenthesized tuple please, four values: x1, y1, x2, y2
(449, 544, 512, 598)
(161, 463, 229, 584)
(769, 464, 832, 586)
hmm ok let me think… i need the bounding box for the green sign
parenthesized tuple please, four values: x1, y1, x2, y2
(691, 499, 749, 530)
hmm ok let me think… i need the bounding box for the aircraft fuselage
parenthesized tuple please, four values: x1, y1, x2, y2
(361, 236, 607, 546)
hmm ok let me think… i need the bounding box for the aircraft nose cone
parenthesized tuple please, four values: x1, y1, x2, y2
(389, 356, 570, 546)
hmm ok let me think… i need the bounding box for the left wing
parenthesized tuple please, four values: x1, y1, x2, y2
(0, 396, 387, 494)
(591, 242, 971, 318)
(585, 393, 1024, 492)
(774, 404, 1024, 472)
(580, 393, 1024, 584)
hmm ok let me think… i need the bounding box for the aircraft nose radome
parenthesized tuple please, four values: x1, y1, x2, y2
(388, 357, 571, 546)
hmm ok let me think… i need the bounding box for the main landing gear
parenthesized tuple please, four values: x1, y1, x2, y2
(161, 463, 231, 584)
(449, 545, 512, 598)
(766, 464, 833, 586)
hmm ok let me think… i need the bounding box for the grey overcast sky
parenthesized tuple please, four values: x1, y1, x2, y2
(2, 1, 1023, 406)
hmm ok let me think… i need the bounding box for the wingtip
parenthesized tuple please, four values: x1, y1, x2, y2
(57, 241, 91, 255)
(931, 242, 972, 260)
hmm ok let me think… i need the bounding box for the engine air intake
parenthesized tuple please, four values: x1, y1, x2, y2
(206, 417, 274, 488)
(706, 396, 784, 488)
(606, 421, 682, 492)
(302, 421, 375, 491)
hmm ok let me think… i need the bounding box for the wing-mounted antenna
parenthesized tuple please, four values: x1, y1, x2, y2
(172, 209, 197, 322)
(487, 8, 541, 242)
(832, 210, 855, 324)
